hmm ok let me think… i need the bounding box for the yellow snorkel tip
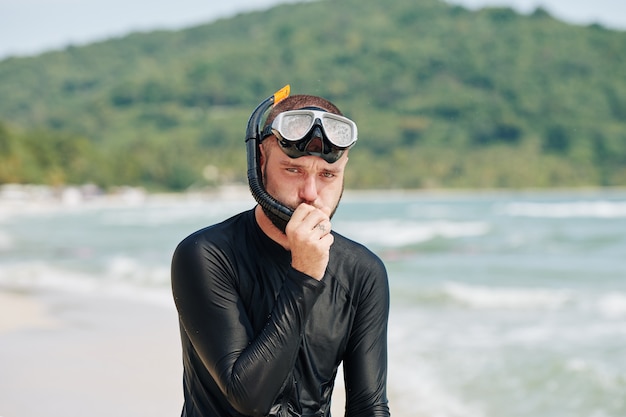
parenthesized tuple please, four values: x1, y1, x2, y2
(274, 85, 290, 105)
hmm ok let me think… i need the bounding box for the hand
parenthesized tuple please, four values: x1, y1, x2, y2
(285, 203, 334, 280)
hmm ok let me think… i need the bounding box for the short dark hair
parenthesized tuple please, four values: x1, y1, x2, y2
(263, 94, 343, 129)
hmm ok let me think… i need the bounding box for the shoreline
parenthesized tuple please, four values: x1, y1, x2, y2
(1, 182, 624, 212)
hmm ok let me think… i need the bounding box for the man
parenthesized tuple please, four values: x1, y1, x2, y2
(171, 87, 390, 417)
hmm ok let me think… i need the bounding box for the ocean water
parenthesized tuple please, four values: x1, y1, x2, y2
(1, 188, 625, 417)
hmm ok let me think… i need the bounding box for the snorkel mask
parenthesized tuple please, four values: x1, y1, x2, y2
(262, 108, 358, 163)
(245, 85, 357, 232)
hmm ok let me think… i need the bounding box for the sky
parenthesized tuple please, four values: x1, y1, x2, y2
(1, 0, 625, 59)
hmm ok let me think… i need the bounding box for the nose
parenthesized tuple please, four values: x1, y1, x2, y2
(299, 174, 319, 204)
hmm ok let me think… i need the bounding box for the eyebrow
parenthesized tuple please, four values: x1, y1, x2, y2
(279, 159, 344, 173)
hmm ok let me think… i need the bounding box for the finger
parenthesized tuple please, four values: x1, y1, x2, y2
(290, 203, 316, 223)
(294, 204, 329, 229)
(286, 204, 315, 236)
(313, 220, 331, 235)
(319, 231, 334, 248)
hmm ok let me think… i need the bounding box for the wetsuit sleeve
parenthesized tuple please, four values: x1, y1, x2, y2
(171, 235, 325, 417)
(342, 256, 390, 417)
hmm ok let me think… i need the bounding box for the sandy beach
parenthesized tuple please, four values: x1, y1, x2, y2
(0, 288, 348, 417)
(0, 289, 184, 417)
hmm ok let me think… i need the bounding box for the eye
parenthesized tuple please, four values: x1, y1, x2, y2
(321, 171, 336, 179)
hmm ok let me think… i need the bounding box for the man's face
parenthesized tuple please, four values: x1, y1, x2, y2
(260, 138, 348, 220)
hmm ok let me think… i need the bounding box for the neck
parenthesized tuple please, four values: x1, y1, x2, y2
(254, 205, 290, 250)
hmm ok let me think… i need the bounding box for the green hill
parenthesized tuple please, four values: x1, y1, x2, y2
(1, 0, 625, 190)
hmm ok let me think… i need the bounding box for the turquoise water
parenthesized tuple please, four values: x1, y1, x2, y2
(1, 189, 625, 417)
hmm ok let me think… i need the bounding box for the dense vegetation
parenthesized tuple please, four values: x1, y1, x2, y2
(1, 0, 625, 191)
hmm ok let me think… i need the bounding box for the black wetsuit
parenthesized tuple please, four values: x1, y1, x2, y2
(171, 209, 390, 417)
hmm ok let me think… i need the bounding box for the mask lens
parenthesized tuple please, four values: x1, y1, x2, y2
(321, 116, 355, 147)
(280, 113, 315, 140)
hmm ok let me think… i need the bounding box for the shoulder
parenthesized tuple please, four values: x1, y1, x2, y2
(171, 210, 258, 295)
(172, 210, 253, 265)
(329, 231, 388, 287)
(178, 210, 251, 246)
(332, 232, 385, 269)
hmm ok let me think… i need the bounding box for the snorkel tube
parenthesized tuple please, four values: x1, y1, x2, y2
(245, 85, 292, 232)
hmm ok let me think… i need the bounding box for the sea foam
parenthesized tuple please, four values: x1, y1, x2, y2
(597, 292, 626, 319)
(502, 200, 626, 218)
(0, 260, 174, 309)
(335, 219, 490, 247)
(442, 282, 572, 310)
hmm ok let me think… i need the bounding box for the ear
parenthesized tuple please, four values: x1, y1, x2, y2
(258, 141, 267, 166)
